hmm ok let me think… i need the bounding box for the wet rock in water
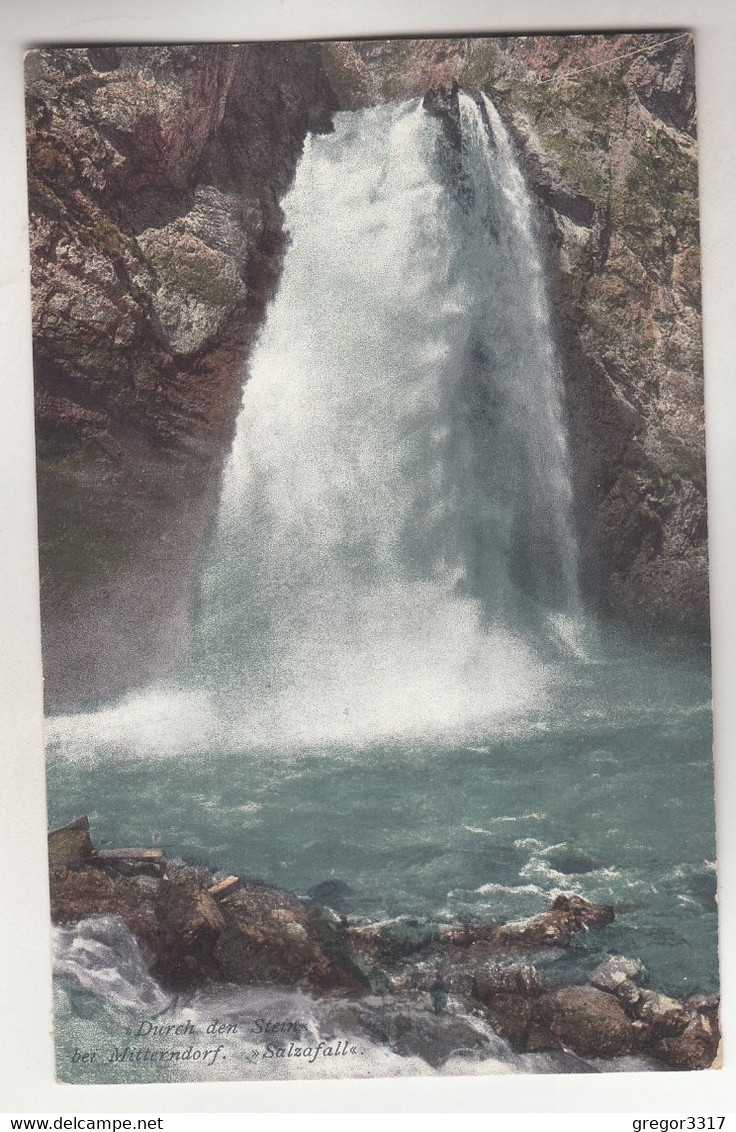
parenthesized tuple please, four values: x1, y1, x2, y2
(653, 1009, 720, 1070)
(215, 883, 333, 989)
(423, 81, 462, 162)
(422, 81, 460, 126)
(496, 913, 573, 948)
(153, 873, 225, 987)
(479, 992, 534, 1048)
(685, 993, 720, 1016)
(636, 989, 687, 1038)
(208, 876, 239, 900)
(474, 961, 543, 1001)
(360, 918, 442, 959)
(494, 893, 614, 949)
(95, 847, 165, 877)
(48, 816, 93, 869)
(550, 893, 615, 928)
(310, 906, 391, 993)
(591, 954, 647, 993)
(440, 893, 614, 953)
(307, 879, 354, 911)
(615, 979, 644, 1011)
(536, 986, 634, 1057)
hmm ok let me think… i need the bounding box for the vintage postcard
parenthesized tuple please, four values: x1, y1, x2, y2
(26, 32, 719, 1083)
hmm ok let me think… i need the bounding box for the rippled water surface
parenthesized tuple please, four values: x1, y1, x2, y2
(48, 639, 718, 999)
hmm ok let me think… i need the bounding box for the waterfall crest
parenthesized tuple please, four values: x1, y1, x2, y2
(193, 95, 585, 747)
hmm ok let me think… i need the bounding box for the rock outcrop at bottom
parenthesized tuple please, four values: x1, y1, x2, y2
(48, 817, 720, 1072)
(535, 986, 634, 1056)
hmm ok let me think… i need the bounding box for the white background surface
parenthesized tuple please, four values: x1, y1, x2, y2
(1, 0, 734, 1114)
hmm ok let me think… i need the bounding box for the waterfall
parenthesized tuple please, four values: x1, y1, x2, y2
(457, 93, 581, 621)
(192, 94, 585, 748)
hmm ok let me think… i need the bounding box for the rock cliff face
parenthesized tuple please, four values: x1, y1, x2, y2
(27, 33, 708, 707)
(26, 45, 335, 707)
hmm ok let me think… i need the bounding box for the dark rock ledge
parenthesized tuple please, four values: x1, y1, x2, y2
(49, 817, 720, 1072)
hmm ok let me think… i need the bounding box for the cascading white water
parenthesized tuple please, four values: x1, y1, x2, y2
(190, 94, 585, 747)
(457, 93, 582, 622)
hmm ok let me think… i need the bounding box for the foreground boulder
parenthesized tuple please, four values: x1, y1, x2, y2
(636, 989, 687, 1038)
(215, 883, 337, 990)
(474, 961, 543, 1001)
(590, 954, 647, 993)
(48, 816, 93, 869)
(534, 986, 634, 1057)
(653, 1009, 720, 1070)
(153, 873, 225, 987)
(478, 992, 536, 1048)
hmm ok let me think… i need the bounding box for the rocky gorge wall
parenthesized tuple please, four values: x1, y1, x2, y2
(26, 33, 708, 708)
(26, 44, 336, 707)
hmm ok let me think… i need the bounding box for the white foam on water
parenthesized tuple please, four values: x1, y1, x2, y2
(53, 915, 170, 1015)
(474, 882, 547, 897)
(46, 686, 219, 760)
